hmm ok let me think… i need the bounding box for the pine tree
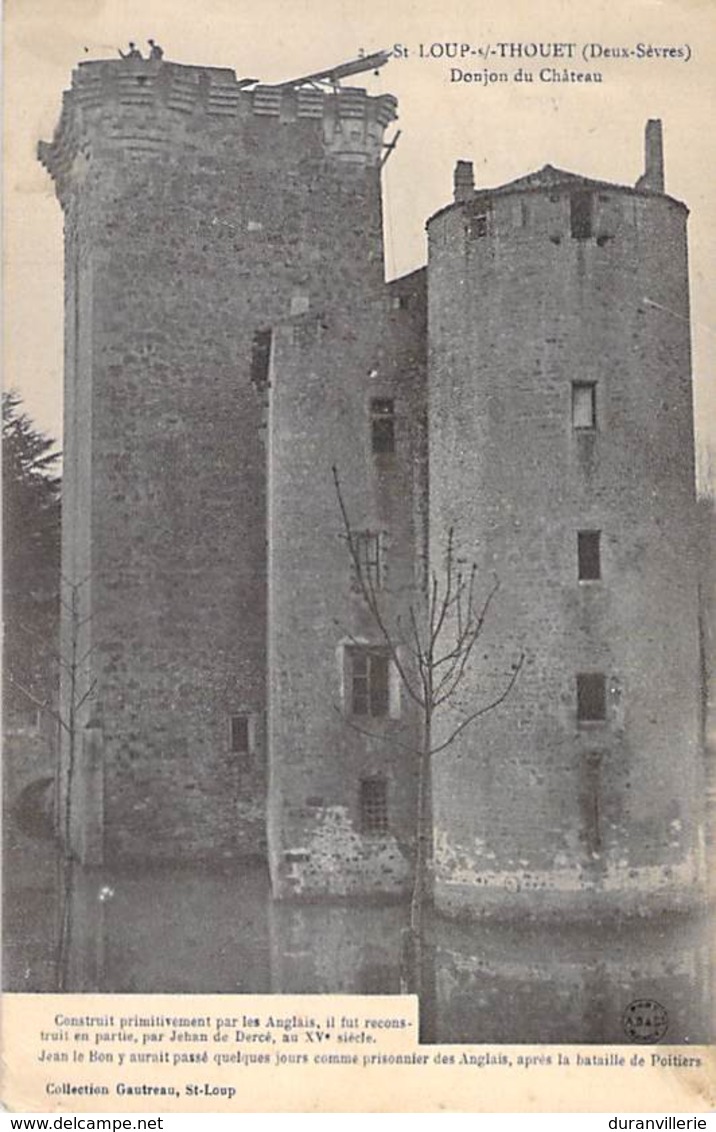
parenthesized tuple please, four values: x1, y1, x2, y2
(2, 391, 61, 724)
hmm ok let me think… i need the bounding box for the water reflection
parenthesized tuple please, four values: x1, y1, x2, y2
(48, 861, 712, 1044)
(65, 862, 272, 995)
(430, 913, 712, 1044)
(268, 900, 405, 995)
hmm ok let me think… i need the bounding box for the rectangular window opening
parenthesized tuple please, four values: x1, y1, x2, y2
(350, 647, 390, 718)
(230, 714, 250, 754)
(577, 673, 606, 723)
(470, 212, 488, 238)
(360, 777, 388, 835)
(250, 328, 272, 388)
(572, 382, 596, 430)
(371, 398, 395, 454)
(352, 531, 385, 592)
(570, 192, 593, 239)
(578, 530, 601, 581)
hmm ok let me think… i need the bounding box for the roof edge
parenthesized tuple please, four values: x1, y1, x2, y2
(426, 166, 688, 228)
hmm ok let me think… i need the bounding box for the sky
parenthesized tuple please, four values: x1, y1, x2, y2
(4, 0, 715, 485)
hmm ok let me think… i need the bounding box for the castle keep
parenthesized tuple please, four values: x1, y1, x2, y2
(40, 55, 705, 917)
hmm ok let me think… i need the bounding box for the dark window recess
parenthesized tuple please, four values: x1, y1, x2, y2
(353, 531, 384, 591)
(570, 192, 593, 239)
(360, 777, 389, 834)
(469, 212, 488, 238)
(250, 329, 272, 387)
(572, 382, 596, 429)
(578, 530, 601, 581)
(230, 715, 250, 753)
(351, 649, 390, 717)
(577, 674, 607, 723)
(371, 398, 395, 454)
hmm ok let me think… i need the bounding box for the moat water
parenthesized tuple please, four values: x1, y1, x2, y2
(5, 825, 713, 1045)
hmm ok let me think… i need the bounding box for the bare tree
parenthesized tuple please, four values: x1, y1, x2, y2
(7, 573, 97, 989)
(333, 466, 524, 998)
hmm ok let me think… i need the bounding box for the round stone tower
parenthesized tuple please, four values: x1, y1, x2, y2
(427, 121, 705, 918)
(39, 56, 397, 863)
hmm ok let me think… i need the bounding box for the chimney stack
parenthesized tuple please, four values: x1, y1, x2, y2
(637, 119, 664, 193)
(453, 159, 475, 203)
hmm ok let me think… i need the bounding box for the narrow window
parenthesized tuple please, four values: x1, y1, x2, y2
(250, 328, 272, 387)
(350, 648, 390, 717)
(351, 651, 370, 716)
(578, 530, 601, 581)
(577, 673, 606, 723)
(230, 714, 250, 754)
(369, 653, 390, 716)
(352, 531, 384, 592)
(572, 382, 596, 430)
(469, 212, 488, 238)
(570, 192, 593, 239)
(371, 398, 395, 454)
(360, 777, 388, 834)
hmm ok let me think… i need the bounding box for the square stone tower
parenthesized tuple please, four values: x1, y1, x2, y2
(39, 56, 398, 864)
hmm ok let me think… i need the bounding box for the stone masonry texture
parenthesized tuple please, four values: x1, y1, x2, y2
(428, 168, 704, 917)
(39, 56, 705, 916)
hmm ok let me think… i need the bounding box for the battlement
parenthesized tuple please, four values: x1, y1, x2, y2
(38, 58, 398, 196)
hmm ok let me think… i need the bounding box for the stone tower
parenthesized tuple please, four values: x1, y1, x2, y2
(39, 58, 704, 919)
(265, 267, 426, 898)
(427, 122, 705, 918)
(39, 56, 397, 863)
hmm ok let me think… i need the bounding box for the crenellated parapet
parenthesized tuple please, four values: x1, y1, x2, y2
(38, 58, 398, 203)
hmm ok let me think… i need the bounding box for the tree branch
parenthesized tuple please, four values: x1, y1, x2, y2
(5, 673, 71, 735)
(394, 615, 418, 662)
(431, 653, 525, 756)
(333, 465, 424, 708)
(74, 678, 98, 713)
(429, 527, 454, 648)
(331, 703, 422, 757)
(433, 574, 500, 704)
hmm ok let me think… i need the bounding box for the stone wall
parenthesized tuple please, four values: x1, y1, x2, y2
(40, 60, 705, 917)
(266, 271, 427, 897)
(39, 59, 396, 862)
(427, 171, 705, 917)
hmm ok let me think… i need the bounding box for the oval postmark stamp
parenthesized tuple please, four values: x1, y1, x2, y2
(623, 999, 669, 1043)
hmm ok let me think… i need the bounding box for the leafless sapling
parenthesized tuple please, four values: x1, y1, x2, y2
(333, 466, 524, 997)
